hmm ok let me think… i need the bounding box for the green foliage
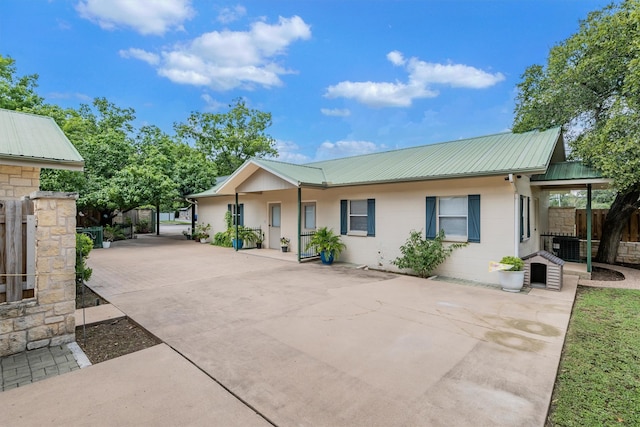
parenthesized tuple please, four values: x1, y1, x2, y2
(102, 225, 125, 242)
(174, 98, 277, 176)
(135, 220, 150, 234)
(0, 54, 43, 110)
(498, 256, 524, 271)
(306, 227, 346, 260)
(76, 233, 93, 282)
(513, 0, 640, 193)
(549, 287, 640, 426)
(392, 230, 467, 278)
(213, 211, 234, 247)
(194, 223, 211, 240)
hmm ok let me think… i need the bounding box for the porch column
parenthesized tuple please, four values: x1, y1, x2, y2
(235, 192, 239, 252)
(587, 184, 592, 273)
(297, 187, 301, 263)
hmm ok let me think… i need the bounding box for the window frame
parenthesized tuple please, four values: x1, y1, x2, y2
(426, 195, 480, 243)
(340, 199, 375, 237)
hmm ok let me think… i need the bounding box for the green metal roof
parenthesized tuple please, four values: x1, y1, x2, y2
(193, 127, 563, 197)
(0, 109, 84, 170)
(530, 161, 603, 182)
(252, 158, 326, 185)
(305, 127, 562, 186)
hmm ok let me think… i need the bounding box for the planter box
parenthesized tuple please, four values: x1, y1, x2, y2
(499, 270, 525, 292)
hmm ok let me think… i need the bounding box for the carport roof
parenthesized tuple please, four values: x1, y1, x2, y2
(530, 161, 611, 189)
(192, 127, 564, 196)
(0, 109, 84, 171)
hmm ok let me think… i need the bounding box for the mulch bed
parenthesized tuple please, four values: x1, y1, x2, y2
(76, 284, 161, 364)
(75, 318, 161, 364)
(591, 266, 625, 281)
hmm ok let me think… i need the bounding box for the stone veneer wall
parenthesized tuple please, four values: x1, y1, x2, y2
(0, 165, 40, 199)
(0, 191, 77, 356)
(580, 240, 640, 265)
(547, 207, 576, 235)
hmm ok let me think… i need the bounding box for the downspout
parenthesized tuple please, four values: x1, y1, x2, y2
(587, 184, 592, 273)
(509, 174, 519, 256)
(297, 187, 302, 263)
(235, 192, 239, 252)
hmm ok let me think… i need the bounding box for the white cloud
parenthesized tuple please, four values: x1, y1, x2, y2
(325, 51, 505, 108)
(76, 0, 195, 36)
(271, 140, 310, 164)
(200, 94, 225, 111)
(119, 48, 160, 65)
(320, 108, 351, 117)
(125, 15, 311, 90)
(315, 140, 384, 161)
(217, 5, 246, 24)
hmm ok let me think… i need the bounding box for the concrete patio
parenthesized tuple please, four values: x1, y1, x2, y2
(0, 229, 579, 426)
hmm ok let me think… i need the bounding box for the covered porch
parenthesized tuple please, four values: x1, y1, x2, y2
(531, 161, 613, 278)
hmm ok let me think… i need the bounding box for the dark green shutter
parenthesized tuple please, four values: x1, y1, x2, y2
(468, 195, 480, 243)
(367, 199, 375, 236)
(526, 197, 530, 238)
(239, 204, 244, 226)
(425, 196, 436, 239)
(519, 196, 524, 242)
(340, 200, 347, 235)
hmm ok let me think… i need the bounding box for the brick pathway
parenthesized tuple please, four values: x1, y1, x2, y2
(1, 345, 81, 392)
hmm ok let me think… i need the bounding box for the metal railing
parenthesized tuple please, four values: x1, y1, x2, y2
(299, 230, 319, 260)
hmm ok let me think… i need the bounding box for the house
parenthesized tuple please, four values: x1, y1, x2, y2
(0, 108, 84, 356)
(191, 127, 608, 285)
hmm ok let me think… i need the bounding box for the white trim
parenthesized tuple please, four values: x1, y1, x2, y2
(530, 178, 611, 187)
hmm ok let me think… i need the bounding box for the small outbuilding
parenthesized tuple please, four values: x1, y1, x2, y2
(522, 250, 565, 291)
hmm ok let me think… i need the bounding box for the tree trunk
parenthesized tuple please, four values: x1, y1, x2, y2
(595, 189, 640, 264)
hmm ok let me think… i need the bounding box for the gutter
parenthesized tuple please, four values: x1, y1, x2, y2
(508, 174, 519, 256)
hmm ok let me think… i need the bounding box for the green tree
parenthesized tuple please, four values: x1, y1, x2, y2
(513, 0, 640, 263)
(175, 98, 277, 175)
(0, 54, 43, 110)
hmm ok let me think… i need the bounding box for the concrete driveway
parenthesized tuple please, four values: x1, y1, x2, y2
(4, 230, 578, 426)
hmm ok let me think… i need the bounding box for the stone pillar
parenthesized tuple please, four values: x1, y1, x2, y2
(0, 191, 78, 356)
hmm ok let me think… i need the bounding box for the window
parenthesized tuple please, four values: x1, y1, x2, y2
(439, 197, 467, 239)
(227, 203, 244, 226)
(340, 199, 375, 236)
(520, 195, 530, 242)
(426, 195, 480, 242)
(303, 203, 316, 230)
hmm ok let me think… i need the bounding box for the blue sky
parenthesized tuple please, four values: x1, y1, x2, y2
(1, 0, 610, 163)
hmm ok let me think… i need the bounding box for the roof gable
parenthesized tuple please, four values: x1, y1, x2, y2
(0, 109, 84, 171)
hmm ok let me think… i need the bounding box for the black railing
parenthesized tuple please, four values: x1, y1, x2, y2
(237, 226, 263, 249)
(299, 230, 319, 260)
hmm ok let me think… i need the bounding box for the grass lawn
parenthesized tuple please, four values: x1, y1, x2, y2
(547, 287, 640, 426)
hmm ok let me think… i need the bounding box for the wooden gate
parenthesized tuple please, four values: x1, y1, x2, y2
(0, 199, 36, 303)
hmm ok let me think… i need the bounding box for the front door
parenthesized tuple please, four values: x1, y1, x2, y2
(269, 203, 281, 249)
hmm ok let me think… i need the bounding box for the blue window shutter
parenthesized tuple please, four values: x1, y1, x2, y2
(367, 199, 376, 236)
(340, 200, 347, 235)
(519, 196, 524, 242)
(425, 196, 436, 239)
(527, 197, 531, 238)
(239, 204, 244, 226)
(468, 195, 481, 243)
(227, 204, 231, 212)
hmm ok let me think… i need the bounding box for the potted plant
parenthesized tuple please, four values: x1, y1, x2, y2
(194, 223, 211, 243)
(102, 225, 117, 249)
(255, 230, 264, 249)
(305, 227, 346, 265)
(280, 237, 290, 253)
(497, 256, 525, 292)
(182, 227, 192, 240)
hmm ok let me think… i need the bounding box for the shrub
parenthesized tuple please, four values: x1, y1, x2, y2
(76, 233, 94, 282)
(499, 256, 524, 271)
(392, 230, 467, 278)
(135, 219, 150, 234)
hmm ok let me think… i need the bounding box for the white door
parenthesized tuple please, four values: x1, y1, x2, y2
(269, 203, 281, 249)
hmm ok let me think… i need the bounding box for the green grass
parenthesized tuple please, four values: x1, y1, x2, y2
(548, 287, 640, 426)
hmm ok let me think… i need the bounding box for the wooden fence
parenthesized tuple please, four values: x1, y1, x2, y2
(576, 209, 640, 242)
(0, 199, 35, 303)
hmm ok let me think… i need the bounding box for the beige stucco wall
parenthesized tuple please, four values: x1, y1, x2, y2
(0, 191, 77, 356)
(0, 165, 40, 199)
(197, 173, 543, 285)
